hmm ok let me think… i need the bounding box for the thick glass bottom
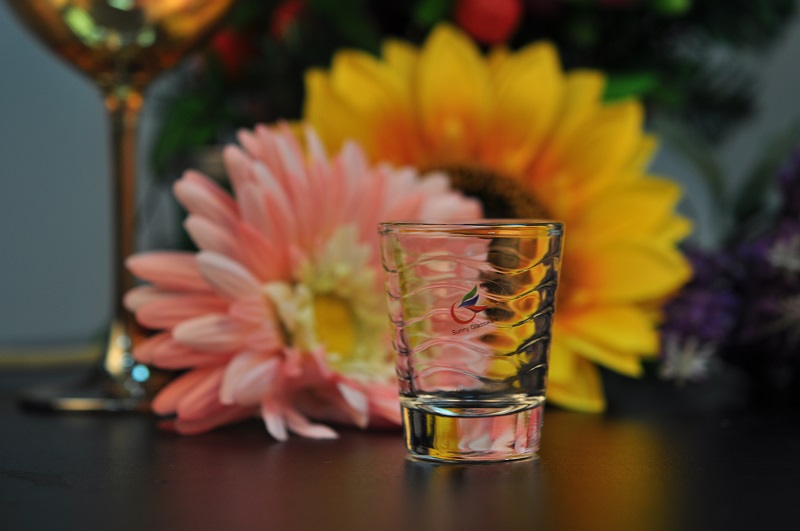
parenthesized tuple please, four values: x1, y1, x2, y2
(402, 402, 544, 462)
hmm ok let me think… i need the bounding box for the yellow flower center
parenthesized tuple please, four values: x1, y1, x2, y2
(436, 165, 548, 219)
(313, 293, 357, 362)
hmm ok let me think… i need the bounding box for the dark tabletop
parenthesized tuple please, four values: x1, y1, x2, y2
(2, 367, 800, 531)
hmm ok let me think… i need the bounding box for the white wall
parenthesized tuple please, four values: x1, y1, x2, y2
(2, 4, 800, 345)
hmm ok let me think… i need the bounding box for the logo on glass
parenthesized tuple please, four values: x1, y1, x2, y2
(450, 285, 488, 324)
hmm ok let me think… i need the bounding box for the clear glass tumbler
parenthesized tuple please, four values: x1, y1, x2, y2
(379, 221, 564, 462)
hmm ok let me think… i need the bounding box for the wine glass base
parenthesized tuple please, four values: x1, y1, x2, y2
(18, 320, 170, 413)
(18, 368, 152, 413)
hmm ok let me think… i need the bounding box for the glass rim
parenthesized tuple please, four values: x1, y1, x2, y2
(379, 219, 564, 234)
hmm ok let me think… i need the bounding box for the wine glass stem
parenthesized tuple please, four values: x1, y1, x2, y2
(103, 88, 144, 380)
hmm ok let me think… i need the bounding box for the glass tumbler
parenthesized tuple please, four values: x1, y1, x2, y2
(379, 221, 564, 462)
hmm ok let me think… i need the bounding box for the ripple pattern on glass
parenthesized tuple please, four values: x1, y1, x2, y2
(381, 227, 562, 407)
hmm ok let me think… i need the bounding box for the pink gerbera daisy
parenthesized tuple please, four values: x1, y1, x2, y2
(125, 124, 482, 439)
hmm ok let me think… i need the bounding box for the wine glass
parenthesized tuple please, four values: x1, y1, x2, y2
(8, 0, 235, 411)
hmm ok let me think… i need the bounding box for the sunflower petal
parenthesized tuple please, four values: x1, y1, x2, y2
(546, 357, 605, 413)
(547, 335, 576, 384)
(416, 24, 491, 162)
(572, 242, 691, 303)
(564, 335, 644, 377)
(574, 177, 684, 244)
(304, 69, 366, 155)
(565, 305, 659, 356)
(480, 41, 564, 176)
(536, 100, 646, 211)
(382, 39, 418, 81)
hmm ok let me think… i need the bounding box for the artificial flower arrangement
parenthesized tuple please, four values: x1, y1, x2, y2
(129, 24, 691, 438)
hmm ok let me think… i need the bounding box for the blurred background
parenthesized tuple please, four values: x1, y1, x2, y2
(2, 0, 800, 360)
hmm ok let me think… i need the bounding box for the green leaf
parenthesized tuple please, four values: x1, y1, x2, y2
(413, 0, 453, 28)
(649, 0, 692, 17)
(150, 91, 223, 179)
(603, 71, 661, 102)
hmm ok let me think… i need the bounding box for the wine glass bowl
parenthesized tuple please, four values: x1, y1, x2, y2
(7, 0, 235, 411)
(9, 0, 234, 94)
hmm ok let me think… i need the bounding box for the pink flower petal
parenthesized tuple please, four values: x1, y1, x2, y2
(154, 349, 227, 369)
(232, 357, 281, 406)
(261, 399, 288, 441)
(236, 182, 270, 237)
(237, 128, 268, 164)
(127, 252, 212, 292)
(336, 382, 370, 428)
(274, 126, 306, 185)
(176, 367, 225, 421)
(245, 324, 282, 351)
(229, 295, 267, 324)
(174, 170, 238, 230)
(184, 215, 242, 262)
(251, 160, 288, 201)
(133, 332, 170, 364)
(339, 141, 369, 187)
(235, 223, 288, 281)
(224, 144, 257, 193)
(172, 313, 248, 352)
(150, 334, 230, 369)
(220, 351, 276, 405)
(124, 286, 166, 312)
(151, 367, 217, 415)
(308, 348, 334, 380)
(262, 187, 297, 248)
(303, 126, 329, 170)
(254, 125, 284, 171)
(196, 252, 260, 300)
(220, 351, 261, 404)
(364, 383, 402, 426)
(282, 347, 303, 378)
(136, 293, 228, 329)
(284, 405, 338, 439)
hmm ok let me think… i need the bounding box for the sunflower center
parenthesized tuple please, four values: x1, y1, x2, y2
(313, 293, 357, 362)
(435, 165, 549, 219)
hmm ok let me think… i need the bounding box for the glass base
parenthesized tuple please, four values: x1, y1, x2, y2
(18, 320, 169, 413)
(402, 403, 544, 462)
(19, 366, 152, 412)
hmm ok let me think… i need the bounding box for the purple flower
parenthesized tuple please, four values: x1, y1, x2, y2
(659, 249, 739, 383)
(730, 219, 800, 363)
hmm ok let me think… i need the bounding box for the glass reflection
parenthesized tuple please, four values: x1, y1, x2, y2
(403, 457, 546, 529)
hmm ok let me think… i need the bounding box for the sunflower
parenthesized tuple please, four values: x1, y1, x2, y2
(303, 24, 692, 412)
